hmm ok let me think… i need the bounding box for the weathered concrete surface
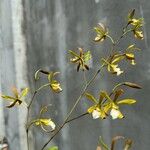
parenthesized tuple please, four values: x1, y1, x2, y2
(0, 0, 21, 150)
(1, 0, 150, 150)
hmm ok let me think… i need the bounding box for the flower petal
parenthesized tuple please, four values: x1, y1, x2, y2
(113, 89, 124, 101)
(50, 80, 62, 93)
(128, 9, 135, 20)
(110, 109, 124, 119)
(85, 93, 97, 103)
(125, 53, 135, 60)
(92, 109, 101, 119)
(87, 105, 97, 113)
(37, 119, 56, 130)
(83, 51, 92, 62)
(117, 99, 136, 105)
(12, 87, 19, 98)
(6, 99, 22, 108)
(134, 30, 144, 40)
(1, 95, 16, 101)
(20, 88, 29, 98)
(123, 82, 142, 89)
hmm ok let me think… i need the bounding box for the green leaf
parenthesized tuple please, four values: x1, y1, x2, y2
(117, 99, 136, 105)
(85, 93, 97, 103)
(47, 146, 58, 150)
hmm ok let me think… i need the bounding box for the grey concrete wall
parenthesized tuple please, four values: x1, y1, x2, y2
(1, 0, 150, 150)
(0, 0, 20, 150)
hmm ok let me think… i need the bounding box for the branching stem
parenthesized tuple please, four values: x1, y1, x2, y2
(66, 112, 89, 124)
(41, 64, 105, 150)
(26, 83, 50, 150)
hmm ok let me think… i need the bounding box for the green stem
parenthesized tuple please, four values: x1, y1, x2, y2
(107, 35, 115, 45)
(83, 71, 87, 85)
(40, 23, 133, 150)
(115, 29, 133, 45)
(26, 83, 50, 150)
(112, 82, 127, 92)
(66, 112, 89, 124)
(26, 91, 37, 150)
(41, 64, 105, 150)
(26, 119, 38, 131)
(36, 83, 50, 92)
(99, 136, 110, 150)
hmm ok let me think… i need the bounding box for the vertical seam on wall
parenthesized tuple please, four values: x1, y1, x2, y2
(10, 0, 29, 149)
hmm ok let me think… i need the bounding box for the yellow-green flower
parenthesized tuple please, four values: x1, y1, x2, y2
(102, 55, 125, 76)
(85, 89, 136, 120)
(109, 97, 136, 120)
(109, 103, 124, 119)
(69, 48, 92, 71)
(94, 23, 108, 42)
(125, 53, 136, 65)
(128, 9, 143, 27)
(109, 89, 136, 119)
(1, 87, 28, 108)
(87, 105, 107, 119)
(34, 69, 62, 93)
(102, 45, 140, 75)
(127, 9, 144, 40)
(34, 118, 56, 131)
(133, 30, 144, 40)
(50, 80, 62, 93)
(48, 72, 62, 93)
(85, 92, 110, 119)
(29, 105, 56, 132)
(124, 44, 141, 65)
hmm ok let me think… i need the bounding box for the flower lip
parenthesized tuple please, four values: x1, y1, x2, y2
(50, 82, 62, 93)
(92, 109, 101, 119)
(35, 118, 56, 131)
(110, 108, 124, 119)
(113, 66, 124, 76)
